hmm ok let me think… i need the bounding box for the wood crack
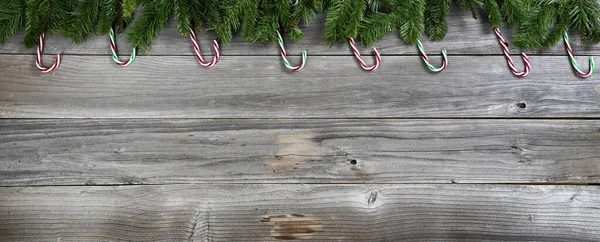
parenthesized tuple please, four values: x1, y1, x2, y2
(188, 208, 202, 242)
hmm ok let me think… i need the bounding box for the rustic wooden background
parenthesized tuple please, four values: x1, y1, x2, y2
(1, 8, 600, 241)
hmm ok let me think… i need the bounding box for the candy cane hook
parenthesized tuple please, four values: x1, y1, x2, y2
(36, 33, 63, 73)
(189, 30, 220, 67)
(109, 28, 136, 66)
(494, 28, 530, 77)
(276, 30, 307, 71)
(417, 40, 448, 73)
(563, 32, 594, 78)
(348, 38, 380, 71)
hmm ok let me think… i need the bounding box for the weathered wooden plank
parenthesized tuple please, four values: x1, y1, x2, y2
(1, 10, 598, 56)
(2, 119, 599, 186)
(1, 55, 598, 118)
(0, 184, 599, 241)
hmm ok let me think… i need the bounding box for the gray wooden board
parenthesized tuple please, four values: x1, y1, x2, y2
(1, 184, 599, 241)
(1, 10, 599, 56)
(1, 55, 599, 118)
(2, 3, 599, 240)
(2, 119, 600, 186)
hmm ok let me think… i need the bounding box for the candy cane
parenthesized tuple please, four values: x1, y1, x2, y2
(276, 30, 306, 71)
(189, 30, 220, 67)
(563, 31, 594, 78)
(36, 33, 63, 73)
(109, 28, 136, 66)
(417, 40, 448, 73)
(494, 28, 530, 77)
(348, 38, 380, 71)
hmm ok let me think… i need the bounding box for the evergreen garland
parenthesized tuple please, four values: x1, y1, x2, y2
(0, 0, 24, 44)
(3, 0, 600, 52)
(97, 0, 136, 36)
(59, 0, 100, 43)
(514, 0, 600, 49)
(425, 0, 450, 41)
(125, 0, 173, 53)
(24, 0, 72, 48)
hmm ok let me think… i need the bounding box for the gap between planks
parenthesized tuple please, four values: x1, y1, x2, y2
(0, 183, 598, 188)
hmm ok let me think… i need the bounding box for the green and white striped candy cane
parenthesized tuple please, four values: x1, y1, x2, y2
(417, 40, 447, 73)
(109, 28, 136, 66)
(276, 30, 307, 72)
(563, 32, 594, 78)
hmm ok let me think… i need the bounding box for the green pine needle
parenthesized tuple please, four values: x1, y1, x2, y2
(174, 0, 191, 34)
(126, 0, 173, 53)
(324, 0, 366, 44)
(59, 0, 101, 43)
(0, 0, 24, 44)
(425, 0, 449, 41)
(396, 0, 425, 44)
(3, 0, 600, 51)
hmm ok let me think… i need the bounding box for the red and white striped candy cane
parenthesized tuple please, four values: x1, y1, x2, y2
(348, 38, 380, 71)
(494, 28, 530, 77)
(36, 33, 63, 73)
(189, 30, 220, 67)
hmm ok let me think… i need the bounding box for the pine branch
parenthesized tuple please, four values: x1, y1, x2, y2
(247, 0, 279, 42)
(455, 0, 483, 20)
(425, 0, 450, 41)
(0, 0, 24, 44)
(324, 0, 367, 44)
(482, 0, 502, 29)
(499, 0, 526, 28)
(24, 0, 71, 48)
(60, 0, 101, 43)
(214, 0, 243, 44)
(396, 0, 425, 44)
(279, 0, 316, 41)
(239, 0, 259, 41)
(126, 0, 173, 53)
(9, 0, 599, 51)
(174, 0, 191, 34)
(122, 0, 136, 19)
(571, 0, 600, 44)
(544, 8, 569, 48)
(513, 2, 557, 48)
(97, 0, 117, 35)
(274, 0, 292, 28)
(513, 0, 600, 49)
(23, 0, 43, 48)
(358, 11, 396, 46)
(190, 0, 206, 33)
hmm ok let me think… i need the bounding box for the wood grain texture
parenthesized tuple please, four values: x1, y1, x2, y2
(1, 184, 599, 241)
(2, 55, 599, 118)
(2, 4, 599, 240)
(1, 9, 599, 56)
(2, 119, 600, 186)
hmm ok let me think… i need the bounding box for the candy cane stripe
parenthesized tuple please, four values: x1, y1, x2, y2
(110, 28, 136, 67)
(563, 32, 594, 78)
(36, 33, 63, 73)
(417, 40, 448, 73)
(277, 30, 306, 71)
(494, 28, 530, 77)
(189, 30, 220, 67)
(348, 38, 380, 71)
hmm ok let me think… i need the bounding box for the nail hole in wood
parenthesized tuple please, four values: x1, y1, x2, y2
(348, 159, 357, 165)
(516, 103, 526, 109)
